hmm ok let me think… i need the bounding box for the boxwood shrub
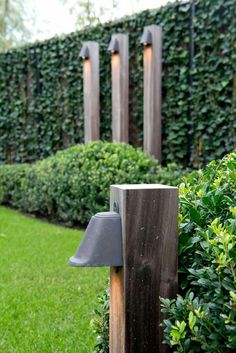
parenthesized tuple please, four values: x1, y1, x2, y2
(0, 141, 188, 225)
(161, 150, 236, 352)
(93, 150, 236, 353)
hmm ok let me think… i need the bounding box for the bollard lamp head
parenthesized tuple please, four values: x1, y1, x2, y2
(140, 30, 152, 46)
(79, 44, 90, 60)
(69, 212, 123, 267)
(108, 38, 119, 54)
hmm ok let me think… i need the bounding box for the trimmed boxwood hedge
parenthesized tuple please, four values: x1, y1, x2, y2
(161, 149, 236, 352)
(0, 141, 188, 225)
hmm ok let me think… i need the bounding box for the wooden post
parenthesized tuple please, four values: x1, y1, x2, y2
(142, 25, 162, 162)
(81, 41, 100, 143)
(110, 184, 178, 353)
(109, 34, 129, 143)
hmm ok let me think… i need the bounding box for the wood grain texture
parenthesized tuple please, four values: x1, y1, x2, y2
(110, 185, 126, 353)
(83, 41, 100, 142)
(143, 25, 162, 162)
(110, 267, 125, 353)
(110, 184, 178, 353)
(111, 34, 129, 143)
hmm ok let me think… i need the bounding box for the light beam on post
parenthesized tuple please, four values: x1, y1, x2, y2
(80, 41, 100, 143)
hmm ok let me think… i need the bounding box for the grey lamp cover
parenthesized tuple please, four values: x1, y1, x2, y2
(108, 38, 119, 53)
(140, 30, 152, 46)
(79, 44, 89, 59)
(69, 212, 123, 267)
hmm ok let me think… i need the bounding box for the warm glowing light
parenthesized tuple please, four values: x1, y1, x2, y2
(108, 38, 119, 54)
(112, 53, 121, 71)
(143, 46, 152, 66)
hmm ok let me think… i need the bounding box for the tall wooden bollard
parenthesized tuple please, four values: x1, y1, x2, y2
(80, 41, 100, 142)
(141, 25, 162, 162)
(110, 184, 178, 353)
(108, 34, 129, 143)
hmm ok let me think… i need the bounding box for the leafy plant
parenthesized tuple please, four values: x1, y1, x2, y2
(161, 150, 236, 352)
(156, 163, 189, 187)
(92, 288, 110, 353)
(0, 141, 187, 225)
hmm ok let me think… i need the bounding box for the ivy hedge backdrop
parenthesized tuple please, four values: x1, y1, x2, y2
(0, 0, 235, 167)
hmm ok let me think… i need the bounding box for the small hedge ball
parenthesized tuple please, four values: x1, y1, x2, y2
(0, 142, 158, 224)
(0, 142, 188, 225)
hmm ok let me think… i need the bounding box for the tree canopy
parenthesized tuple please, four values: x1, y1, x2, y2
(0, 0, 30, 50)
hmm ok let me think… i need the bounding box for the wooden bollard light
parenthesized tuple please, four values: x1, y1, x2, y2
(69, 184, 178, 353)
(108, 34, 129, 143)
(141, 25, 162, 162)
(79, 41, 100, 143)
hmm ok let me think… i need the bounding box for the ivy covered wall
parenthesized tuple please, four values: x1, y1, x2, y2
(0, 0, 235, 167)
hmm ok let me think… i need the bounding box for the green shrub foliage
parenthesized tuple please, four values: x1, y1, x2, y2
(161, 150, 236, 352)
(93, 150, 236, 353)
(92, 288, 110, 353)
(0, 0, 235, 167)
(0, 141, 187, 225)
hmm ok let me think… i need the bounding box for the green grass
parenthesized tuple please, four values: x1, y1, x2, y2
(0, 206, 108, 353)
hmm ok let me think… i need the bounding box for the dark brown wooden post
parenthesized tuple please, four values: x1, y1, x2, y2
(142, 25, 162, 162)
(81, 41, 100, 143)
(109, 34, 129, 143)
(110, 184, 178, 353)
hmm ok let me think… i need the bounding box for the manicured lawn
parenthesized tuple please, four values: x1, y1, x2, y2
(0, 206, 108, 353)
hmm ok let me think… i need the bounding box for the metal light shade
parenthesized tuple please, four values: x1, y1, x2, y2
(79, 44, 89, 59)
(108, 38, 119, 54)
(69, 212, 123, 267)
(140, 30, 152, 46)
